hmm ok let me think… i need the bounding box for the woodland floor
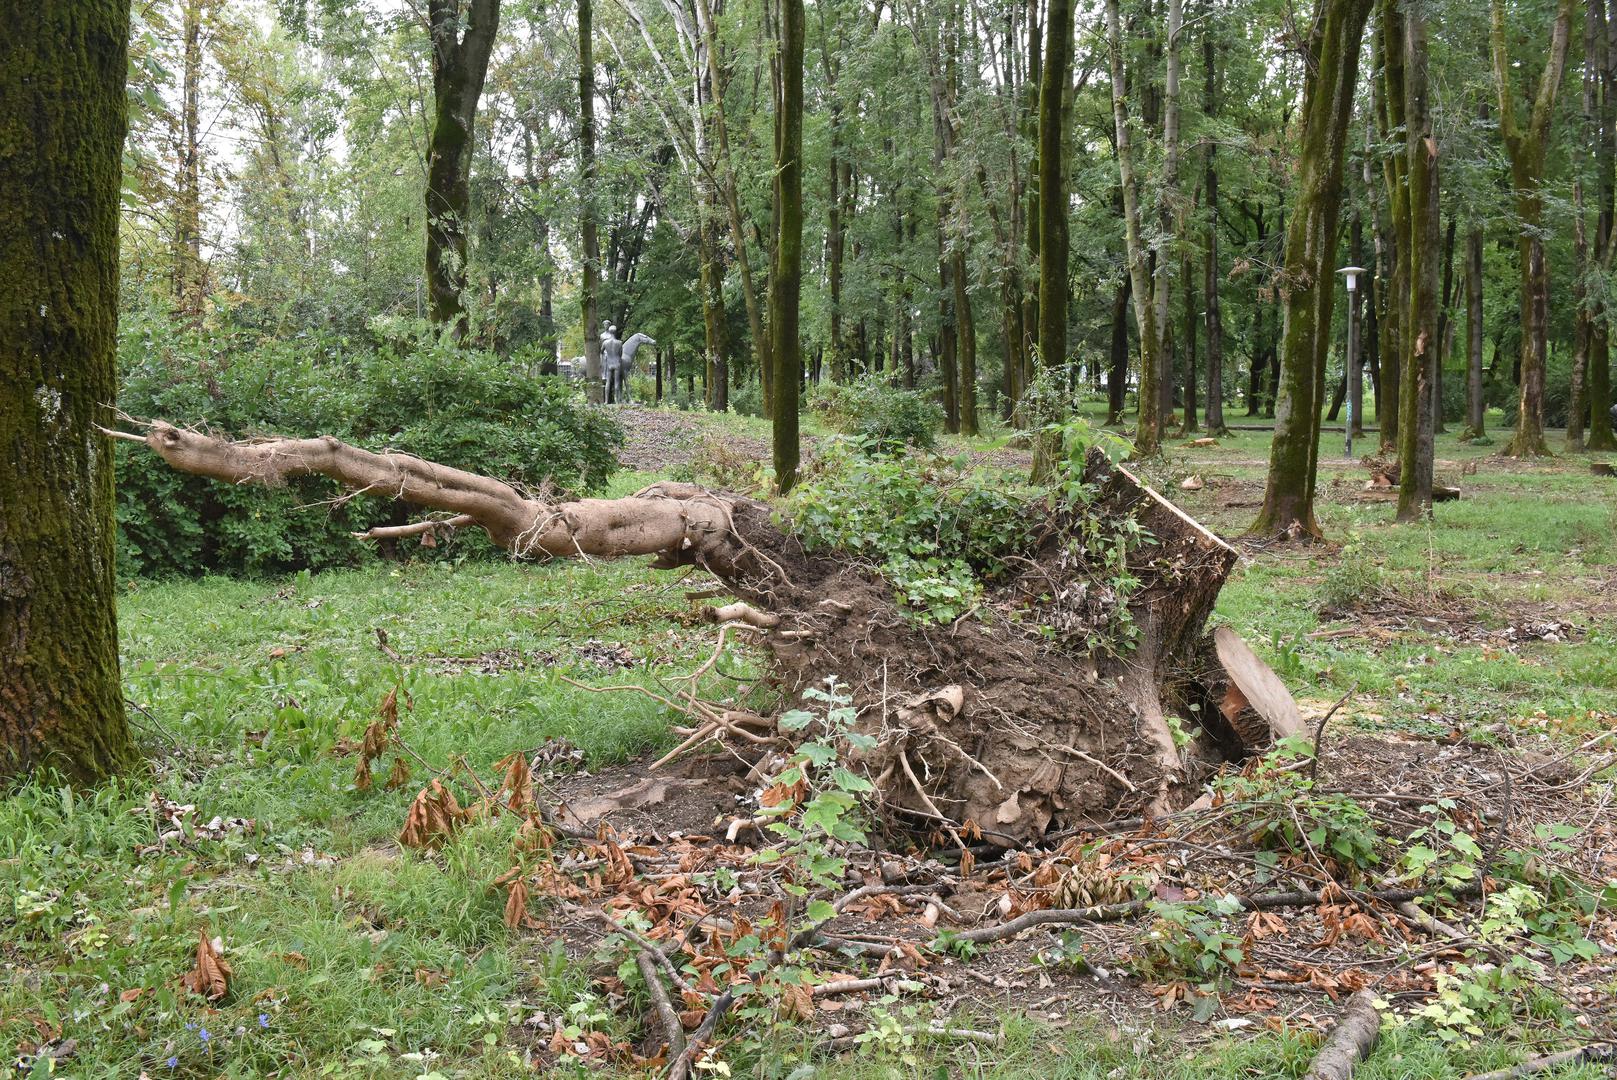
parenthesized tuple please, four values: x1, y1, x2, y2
(3, 406, 1616, 1078)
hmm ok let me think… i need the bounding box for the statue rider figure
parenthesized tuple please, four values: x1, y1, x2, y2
(601, 325, 624, 404)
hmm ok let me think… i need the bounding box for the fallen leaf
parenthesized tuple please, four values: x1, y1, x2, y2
(399, 780, 466, 849)
(179, 930, 231, 1001)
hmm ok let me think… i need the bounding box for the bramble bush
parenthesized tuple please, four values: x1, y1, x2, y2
(115, 313, 624, 578)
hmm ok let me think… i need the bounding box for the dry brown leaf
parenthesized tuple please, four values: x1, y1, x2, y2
(497, 752, 533, 814)
(179, 930, 231, 1001)
(777, 982, 814, 1021)
(118, 988, 146, 1003)
(503, 877, 533, 930)
(278, 951, 309, 969)
(399, 779, 466, 849)
(385, 755, 413, 791)
(415, 967, 449, 988)
(378, 686, 399, 726)
(354, 756, 374, 792)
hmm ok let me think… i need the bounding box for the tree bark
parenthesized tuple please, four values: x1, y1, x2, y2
(578, 0, 602, 400)
(425, 0, 501, 342)
(1203, 22, 1227, 435)
(1109, 273, 1132, 425)
(1375, 2, 1407, 453)
(771, 0, 804, 492)
(173, 0, 205, 319)
(1397, 6, 1437, 523)
(1106, 0, 1162, 454)
(1253, 0, 1374, 538)
(1433, 212, 1456, 434)
(1465, 223, 1486, 437)
(1490, 0, 1577, 457)
(1, 0, 135, 783)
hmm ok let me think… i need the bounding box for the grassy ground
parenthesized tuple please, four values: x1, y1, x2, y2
(3, 415, 1615, 1077)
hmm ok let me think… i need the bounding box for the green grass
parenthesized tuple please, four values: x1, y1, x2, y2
(4, 418, 1614, 1077)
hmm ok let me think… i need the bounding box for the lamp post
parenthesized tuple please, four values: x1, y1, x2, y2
(1337, 266, 1366, 458)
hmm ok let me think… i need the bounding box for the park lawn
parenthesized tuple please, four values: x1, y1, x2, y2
(3, 421, 1615, 1077)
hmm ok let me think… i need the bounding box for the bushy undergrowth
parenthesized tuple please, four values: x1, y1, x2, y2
(807, 377, 944, 453)
(115, 315, 623, 577)
(786, 441, 1040, 621)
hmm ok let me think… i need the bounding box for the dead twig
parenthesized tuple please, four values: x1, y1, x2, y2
(666, 989, 735, 1080)
(637, 951, 687, 1062)
(1462, 1044, 1617, 1080)
(1307, 685, 1357, 784)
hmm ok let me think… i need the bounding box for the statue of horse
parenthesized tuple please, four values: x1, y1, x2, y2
(605, 332, 656, 404)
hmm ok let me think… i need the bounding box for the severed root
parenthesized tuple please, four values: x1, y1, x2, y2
(702, 602, 780, 629)
(635, 951, 686, 1061)
(1302, 990, 1381, 1080)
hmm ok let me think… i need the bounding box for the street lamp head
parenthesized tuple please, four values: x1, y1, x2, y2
(1337, 265, 1368, 292)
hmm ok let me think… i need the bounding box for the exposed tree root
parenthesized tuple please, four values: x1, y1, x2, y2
(1301, 989, 1382, 1080)
(117, 421, 1245, 840)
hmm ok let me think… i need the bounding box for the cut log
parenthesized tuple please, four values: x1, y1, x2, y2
(1593, 462, 1615, 477)
(1211, 627, 1305, 751)
(1302, 989, 1381, 1080)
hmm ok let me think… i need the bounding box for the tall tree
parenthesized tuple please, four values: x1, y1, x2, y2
(1039, 0, 1074, 385)
(1375, 0, 1408, 454)
(1464, 221, 1486, 438)
(1106, 0, 1162, 454)
(1397, 4, 1438, 522)
(1202, 17, 1228, 435)
(772, 0, 804, 491)
(425, 0, 501, 340)
(173, 0, 206, 318)
(1587, 0, 1617, 450)
(578, 0, 602, 401)
(1155, 0, 1185, 425)
(1489, 0, 1576, 456)
(1252, 0, 1374, 538)
(1, 0, 135, 782)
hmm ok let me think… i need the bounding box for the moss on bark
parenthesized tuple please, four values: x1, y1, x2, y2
(0, 0, 135, 783)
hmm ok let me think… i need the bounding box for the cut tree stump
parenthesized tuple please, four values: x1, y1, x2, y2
(1593, 462, 1615, 477)
(1209, 627, 1305, 752)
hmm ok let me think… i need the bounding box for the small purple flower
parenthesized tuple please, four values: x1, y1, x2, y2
(185, 1022, 197, 1031)
(258, 1013, 270, 1028)
(167, 1057, 178, 1069)
(199, 1028, 210, 1043)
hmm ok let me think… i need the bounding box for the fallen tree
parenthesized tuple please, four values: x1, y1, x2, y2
(112, 419, 1251, 842)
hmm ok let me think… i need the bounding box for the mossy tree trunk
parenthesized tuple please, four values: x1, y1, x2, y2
(1490, 0, 1576, 458)
(1465, 223, 1486, 438)
(425, 0, 500, 342)
(1, 0, 135, 784)
(771, 0, 804, 492)
(1589, 0, 1617, 451)
(1252, 0, 1374, 538)
(1374, 0, 1407, 454)
(1106, 0, 1162, 455)
(1397, 7, 1437, 522)
(1039, 0, 1074, 385)
(1202, 21, 1227, 435)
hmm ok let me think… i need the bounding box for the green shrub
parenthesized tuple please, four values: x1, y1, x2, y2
(115, 316, 624, 578)
(806, 377, 943, 452)
(785, 442, 1040, 621)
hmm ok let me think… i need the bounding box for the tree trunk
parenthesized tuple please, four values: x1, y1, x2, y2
(1109, 274, 1132, 424)
(1181, 241, 1199, 433)
(1253, 0, 1374, 539)
(1433, 213, 1456, 434)
(426, 0, 501, 342)
(1203, 24, 1228, 435)
(1376, 1, 1407, 453)
(1491, 0, 1577, 457)
(1107, 0, 1162, 454)
(578, 0, 602, 400)
(771, 0, 804, 492)
(954, 249, 979, 435)
(1397, 6, 1437, 523)
(1590, 0, 1617, 450)
(173, 0, 205, 319)
(699, 214, 729, 412)
(696, 0, 772, 415)
(1, 0, 135, 783)
(1154, 0, 1184, 429)
(121, 419, 1241, 841)
(1465, 223, 1486, 437)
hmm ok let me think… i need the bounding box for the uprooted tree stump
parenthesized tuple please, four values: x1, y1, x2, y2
(113, 420, 1253, 844)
